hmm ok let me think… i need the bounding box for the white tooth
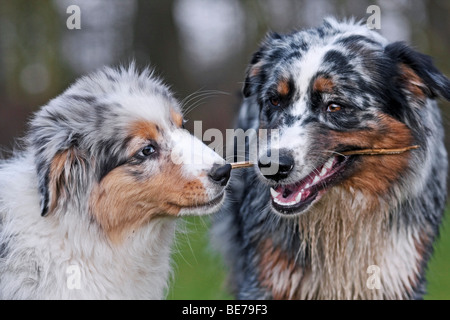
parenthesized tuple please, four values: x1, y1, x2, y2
(312, 175, 320, 185)
(305, 183, 310, 189)
(320, 167, 327, 176)
(274, 197, 283, 205)
(295, 192, 303, 203)
(287, 201, 296, 206)
(270, 187, 280, 198)
(324, 158, 334, 169)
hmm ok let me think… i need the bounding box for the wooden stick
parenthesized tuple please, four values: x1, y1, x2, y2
(341, 145, 419, 156)
(228, 145, 419, 169)
(229, 161, 254, 169)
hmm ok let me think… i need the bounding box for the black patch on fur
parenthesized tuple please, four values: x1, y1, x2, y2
(285, 51, 303, 62)
(0, 216, 7, 259)
(97, 138, 128, 182)
(322, 50, 353, 74)
(0, 241, 7, 260)
(300, 115, 316, 127)
(288, 40, 309, 52)
(68, 94, 97, 105)
(45, 109, 69, 125)
(38, 161, 51, 217)
(283, 114, 297, 127)
(129, 168, 145, 180)
(336, 34, 379, 47)
(94, 104, 110, 130)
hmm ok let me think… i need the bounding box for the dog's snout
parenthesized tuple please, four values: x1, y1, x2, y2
(208, 163, 231, 186)
(258, 149, 294, 182)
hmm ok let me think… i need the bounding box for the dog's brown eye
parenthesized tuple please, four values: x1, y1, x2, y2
(141, 145, 156, 157)
(327, 103, 342, 112)
(269, 97, 281, 107)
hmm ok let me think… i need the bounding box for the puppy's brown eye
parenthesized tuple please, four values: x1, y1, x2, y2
(269, 97, 281, 107)
(141, 145, 156, 157)
(327, 103, 342, 112)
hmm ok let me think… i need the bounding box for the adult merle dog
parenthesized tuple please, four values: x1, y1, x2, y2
(214, 18, 450, 300)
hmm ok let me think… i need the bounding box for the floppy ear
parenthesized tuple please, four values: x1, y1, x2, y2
(36, 137, 89, 217)
(243, 50, 264, 98)
(243, 32, 285, 98)
(385, 42, 450, 101)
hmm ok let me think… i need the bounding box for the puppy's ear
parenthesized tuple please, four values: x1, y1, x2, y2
(35, 136, 88, 217)
(385, 42, 450, 101)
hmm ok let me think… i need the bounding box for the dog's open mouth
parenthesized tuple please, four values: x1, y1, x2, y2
(270, 155, 353, 215)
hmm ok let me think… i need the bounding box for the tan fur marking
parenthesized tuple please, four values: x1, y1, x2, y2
(48, 151, 69, 213)
(48, 149, 86, 213)
(414, 232, 430, 263)
(399, 64, 426, 99)
(130, 120, 160, 141)
(330, 114, 413, 195)
(170, 108, 183, 128)
(277, 79, 290, 96)
(411, 230, 431, 289)
(90, 159, 207, 243)
(249, 61, 263, 78)
(313, 76, 334, 93)
(250, 66, 260, 77)
(259, 239, 303, 299)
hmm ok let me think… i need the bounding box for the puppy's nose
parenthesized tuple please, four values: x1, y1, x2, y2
(208, 163, 232, 186)
(258, 149, 294, 182)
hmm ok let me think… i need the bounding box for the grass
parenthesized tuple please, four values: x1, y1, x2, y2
(168, 211, 450, 300)
(167, 216, 232, 300)
(425, 209, 450, 299)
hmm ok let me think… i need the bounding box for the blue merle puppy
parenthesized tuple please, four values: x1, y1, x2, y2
(214, 18, 450, 299)
(0, 65, 230, 299)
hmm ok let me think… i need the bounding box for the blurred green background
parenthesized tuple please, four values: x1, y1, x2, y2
(0, 0, 449, 300)
(425, 210, 450, 300)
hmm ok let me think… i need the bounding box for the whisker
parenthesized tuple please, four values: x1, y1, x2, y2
(181, 88, 227, 108)
(182, 91, 231, 117)
(182, 90, 231, 110)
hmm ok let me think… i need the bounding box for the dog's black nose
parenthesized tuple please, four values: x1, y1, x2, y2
(208, 163, 232, 186)
(258, 149, 294, 182)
